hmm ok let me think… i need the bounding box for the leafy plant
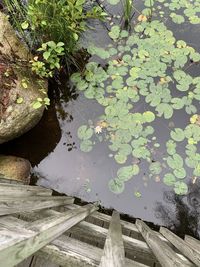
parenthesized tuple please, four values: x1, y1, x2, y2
(4, 0, 105, 61)
(31, 41, 65, 78)
(122, 0, 134, 29)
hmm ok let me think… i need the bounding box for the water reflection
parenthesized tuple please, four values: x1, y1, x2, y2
(155, 181, 200, 238)
(0, 99, 61, 166)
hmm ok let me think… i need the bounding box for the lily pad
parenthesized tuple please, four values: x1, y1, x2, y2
(143, 111, 156, 123)
(108, 179, 125, 194)
(80, 140, 93, 152)
(78, 125, 93, 140)
(117, 164, 139, 182)
(174, 181, 188, 195)
(163, 173, 176, 186)
(170, 128, 185, 142)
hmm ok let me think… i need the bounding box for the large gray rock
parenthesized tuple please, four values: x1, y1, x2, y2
(0, 11, 48, 144)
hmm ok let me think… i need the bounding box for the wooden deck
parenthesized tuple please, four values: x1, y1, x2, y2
(0, 182, 199, 267)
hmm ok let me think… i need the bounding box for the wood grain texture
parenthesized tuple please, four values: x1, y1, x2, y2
(99, 211, 125, 267)
(0, 183, 52, 197)
(185, 235, 200, 250)
(136, 220, 193, 267)
(0, 204, 97, 266)
(160, 227, 200, 266)
(0, 196, 74, 215)
(37, 235, 149, 267)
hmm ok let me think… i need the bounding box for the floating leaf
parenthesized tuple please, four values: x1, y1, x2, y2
(173, 168, 186, 179)
(108, 25, 120, 40)
(174, 181, 188, 195)
(77, 125, 93, 140)
(149, 162, 162, 175)
(117, 164, 139, 182)
(163, 173, 176, 186)
(170, 128, 185, 142)
(108, 179, 124, 194)
(114, 154, 127, 164)
(134, 191, 142, 198)
(80, 140, 93, 152)
(143, 111, 155, 123)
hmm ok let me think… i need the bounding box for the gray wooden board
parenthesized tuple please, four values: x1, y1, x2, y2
(185, 235, 200, 251)
(0, 196, 74, 215)
(37, 235, 149, 267)
(0, 204, 97, 266)
(0, 183, 52, 197)
(99, 211, 125, 267)
(16, 207, 155, 261)
(136, 220, 194, 267)
(160, 227, 200, 266)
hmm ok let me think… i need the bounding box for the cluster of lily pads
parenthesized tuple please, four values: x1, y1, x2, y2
(71, 4, 200, 195)
(107, 0, 200, 25)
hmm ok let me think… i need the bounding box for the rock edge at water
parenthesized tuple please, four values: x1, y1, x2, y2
(0, 11, 48, 144)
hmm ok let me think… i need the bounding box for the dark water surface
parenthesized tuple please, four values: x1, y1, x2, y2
(1, 0, 200, 238)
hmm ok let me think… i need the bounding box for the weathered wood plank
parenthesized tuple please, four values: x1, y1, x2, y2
(65, 204, 146, 240)
(160, 227, 200, 266)
(0, 204, 97, 266)
(37, 235, 149, 267)
(185, 235, 200, 250)
(136, 220, 193, 267)
(0, 196, 74, 215)
(29, 255, 59, 267)
(14, 207, 158, 264)
(15, 256, 33, 267)
(0, 183, 52, 197)
(99, 211, 125, 267)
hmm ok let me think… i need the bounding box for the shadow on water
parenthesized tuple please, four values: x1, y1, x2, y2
(155, 181, 200, 238)
(0, 80, 64, 166)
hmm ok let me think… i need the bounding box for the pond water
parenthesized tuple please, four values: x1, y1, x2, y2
(1, 0, 200, 238)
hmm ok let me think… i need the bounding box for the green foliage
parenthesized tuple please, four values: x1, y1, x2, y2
(144, 0, 200, 24)
(31, 41, 65, 78)
(122, 0, 134, 28)
(4, 0, 105, 57)
(32, 97, 50, 109)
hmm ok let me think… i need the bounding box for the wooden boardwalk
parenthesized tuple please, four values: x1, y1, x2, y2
(0, 182, 199, 267)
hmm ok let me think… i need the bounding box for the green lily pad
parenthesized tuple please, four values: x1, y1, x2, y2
(77, 125, 93, 140)
(149, 162, 162, 175)
(108, 26, 120, 40)
(134, 191, 142, 198)
(174, 181, 188, 195)
(80, 140, 93, 152)
(173, 168, 186, 179)
(108, 179, 125, 194)
(171, 128, 185, 142)
(163, 173, 176, 186)
(117, 164, 139, 182)
(143, 111, 156, 123)
(114, 154, 127, 164)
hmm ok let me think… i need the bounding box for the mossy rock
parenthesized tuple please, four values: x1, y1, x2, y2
(0, 155, 31, 184)
(0, 11, 48, 144)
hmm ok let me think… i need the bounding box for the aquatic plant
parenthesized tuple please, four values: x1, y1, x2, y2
(31, 41, 65, 78)
(122, 0, 134, 29)
(3, 0, 105, 62)
(142, 0, 200, 24)
(71, 14, 200, 195)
